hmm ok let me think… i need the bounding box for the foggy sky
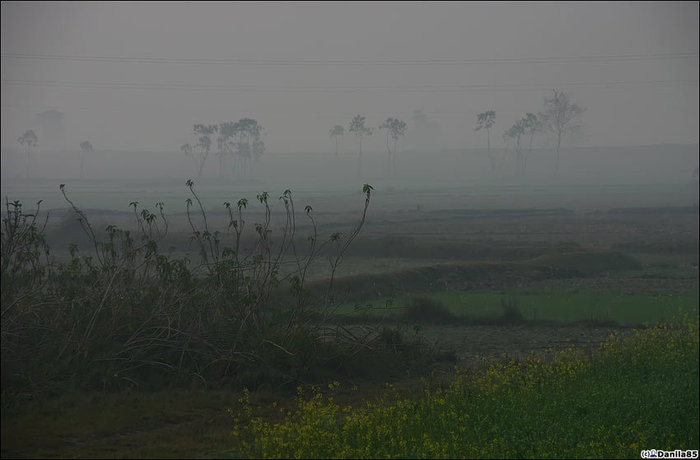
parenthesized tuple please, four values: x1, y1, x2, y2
(2, 1, 698, 154)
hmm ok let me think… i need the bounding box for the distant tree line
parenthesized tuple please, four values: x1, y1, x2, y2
(15, 89, 584, 181)
(326, 89, 584, 179)
(328, 115, 408, 177)
(16, 130, 97, 180)
(181, 118, 265, 179)
(476, 89, 585, 178)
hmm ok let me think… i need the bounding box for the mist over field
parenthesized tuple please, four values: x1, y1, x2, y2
(2, 3, 698, 458)
(2, 2, 698, 156)
(1, 144, 698, 218)
(2, 2, 698, 214)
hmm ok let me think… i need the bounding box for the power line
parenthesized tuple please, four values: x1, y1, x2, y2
(1, 51, 697, 66)
(0, 104, 555, 119)
(2, 78, 697, 93)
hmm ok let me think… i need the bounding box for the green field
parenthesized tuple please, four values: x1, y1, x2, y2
(334, 291, 700, 325)
(227, 318, 699, 459)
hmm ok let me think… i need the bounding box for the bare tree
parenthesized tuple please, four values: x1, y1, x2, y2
(79, 140, 93, 179)
(475, 111, 496, 177)
(539, 89, 585, 175)
(17, 130, 38, 178)
(330, 125, 344, 156)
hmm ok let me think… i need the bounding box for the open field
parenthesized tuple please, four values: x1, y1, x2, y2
(3, 0, 698, 454)
(333, 291, 699, 324)
(227, 319, 698, 459)
(1, 176, 698, 458)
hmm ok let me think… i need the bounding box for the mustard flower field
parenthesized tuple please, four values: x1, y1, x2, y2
(228, 316, 699, 459)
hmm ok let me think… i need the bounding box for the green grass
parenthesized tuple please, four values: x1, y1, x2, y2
(616, 264, 699, 279)
(228, 317, 699, 458)
(332, 291, 700, 325)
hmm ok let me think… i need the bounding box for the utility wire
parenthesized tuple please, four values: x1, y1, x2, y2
(1, 51, 697, 66)
(2, 78, 697, 93)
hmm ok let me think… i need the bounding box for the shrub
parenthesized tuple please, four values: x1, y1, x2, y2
(1, 182, 384, 399)
(498, 295, 525, 323)
(401, 296, 456, 324)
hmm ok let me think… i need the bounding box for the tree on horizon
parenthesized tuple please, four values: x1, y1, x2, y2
(79, 140, 93, 179)
(330, 125, 344, 156)
(539, 89, 585, 176)
(475, 110, 496, 177)
(17, 129, 38, 178)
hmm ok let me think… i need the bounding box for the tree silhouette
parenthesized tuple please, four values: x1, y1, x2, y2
(17, 130, 38, 178)
(218, 122, 238, 176)
(191, 124, 218, 178)
(349, 115, 372, 176)
(216, 135, 226, 179)
(475, 111, 496, 177)
(539, 89, 585, 176)
(522, 112, 541, 156)
(220, 118, 265, 177)
(79, 140, 93, 179)
(180, 143, 193, 168)
(379, 117, 407, 175)
(330, 125, 344, 156)
(504, 119, 526, 177)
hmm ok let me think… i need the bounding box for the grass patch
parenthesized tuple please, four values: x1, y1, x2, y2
(333, 291, 700, 326)
(228, 317, 699, 458)
(347, 235, 579, 261)
(305, 251, 650, 308)
(613, 239, 700, 255)
(615, 264, 699, 279)
(528, 251, 642, 276)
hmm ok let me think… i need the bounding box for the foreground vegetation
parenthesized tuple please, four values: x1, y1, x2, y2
(228, 316, 699, 458)
(2, 180, 697, 458)
(2, 182, 398, 405)
(2, 318, 696, 458)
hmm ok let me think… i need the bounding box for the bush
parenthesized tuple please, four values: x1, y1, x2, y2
(401, 296, 456, 324)
(1, 182, 383, 399)
(498, 295, 525, 324)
